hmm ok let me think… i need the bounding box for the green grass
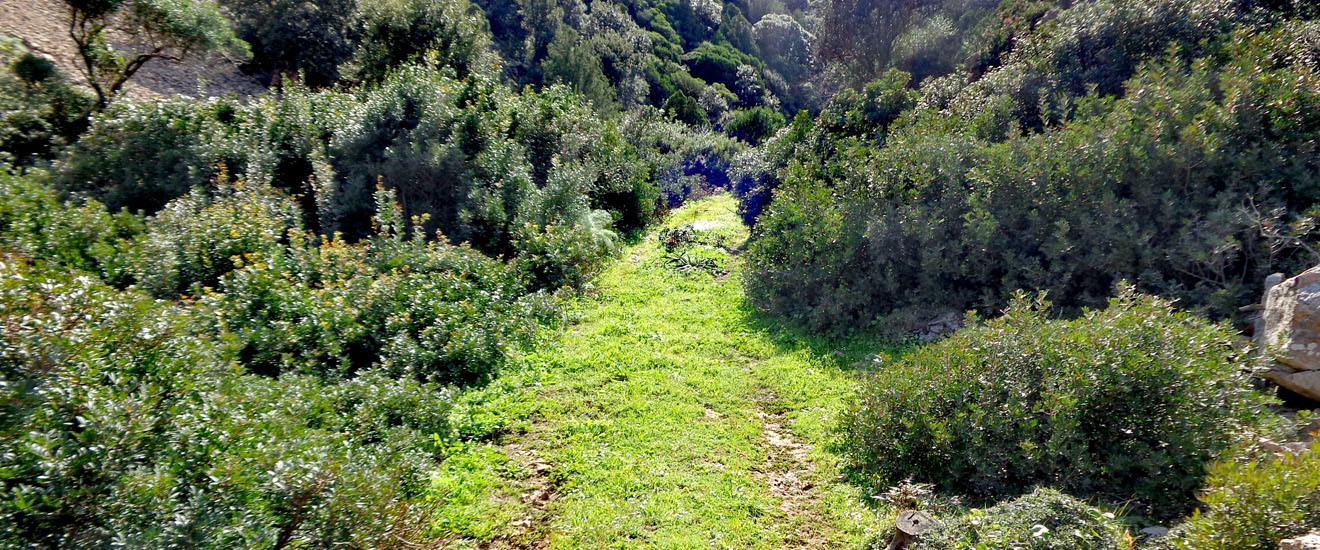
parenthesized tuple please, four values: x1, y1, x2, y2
(429, 194, 904, 549)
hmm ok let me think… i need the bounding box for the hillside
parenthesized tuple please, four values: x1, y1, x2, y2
(2, 0, 1319, 548)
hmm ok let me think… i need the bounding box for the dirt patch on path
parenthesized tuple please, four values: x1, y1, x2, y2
(756, 392, 831, 549)
(0, 0, 265, 100)
(483, 442, 557, 550)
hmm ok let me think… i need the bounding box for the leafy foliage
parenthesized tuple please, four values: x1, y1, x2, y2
(665, 90, 709, 126)
(0, 159, 567, 546)
(0, 252, 453, 548)
(839, 291, 1276, 519)
(1158, 443, 1320, 550)
(127, 175, 303, 298)
(48, 63, 740, 290)
(0, 170, 142, 284)
(0, 39, 94, 167)
(63, 0, 250, 106)
(221, 0, 359, 85)
(347, 0, 499, 82)
(745, 19, 1320, 331)
(193, 185, 556, 383)
(913, 488, 1129, 548)
(54, 97, 240, 214)
(910, 489, 1131, 550)
(723, 105, 784, 144)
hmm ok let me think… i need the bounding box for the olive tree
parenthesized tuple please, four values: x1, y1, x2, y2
(64, 0, 249, 106)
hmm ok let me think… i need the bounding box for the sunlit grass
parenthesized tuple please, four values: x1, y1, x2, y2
(428, 194, 905, 548)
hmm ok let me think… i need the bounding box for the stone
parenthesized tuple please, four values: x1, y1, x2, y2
(1262, 266, 1320, 372)
(915, 312, 963, 343)
(1140, 526, 1170, 538)
(1257, 436, 1310, 456)
(1280, 532, 1320, 550)
(1262, 365, 1320, 403)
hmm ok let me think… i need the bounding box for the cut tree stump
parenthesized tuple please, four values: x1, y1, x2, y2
(886, 510, 936, 550)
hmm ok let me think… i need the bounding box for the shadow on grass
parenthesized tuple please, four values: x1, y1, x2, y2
(731, 290, 922, 506)
(734, 295, 915, 374)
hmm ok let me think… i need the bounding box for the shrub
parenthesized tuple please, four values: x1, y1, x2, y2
(948, 0, 1243, 130)
(723, 106, 784, 145)
(681, 42, 763, 92)
(346, 0, 498, 82)
(0, 38, 94, 166)
(908, 489, 1130, 550)
(664, 91, 710, 126)
(815, 69, 918, 141)
(0, 252, 454, 547)
(127, 175, 303, 298)
(0, 170, 142, 283)
(621, 106, 743, 208)
(319, 68, 629, 284)
(206, 187, 555, 382)
(54, 97, 240, 213)
(730, 109, 811, 226)
(839, 290, 1275, 519)
(745, 22, 1320, 331)
(46, 62, 727, 292)
(221, 0, 359, 86)
(1158, 442, 1320, 550)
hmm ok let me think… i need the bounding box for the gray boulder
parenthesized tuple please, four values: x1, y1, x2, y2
(1263, 266, 1320, 372)
(1260, 267, 1320, 402)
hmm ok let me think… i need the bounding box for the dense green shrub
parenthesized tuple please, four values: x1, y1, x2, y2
(665, 91, 710, 126)
(317, 67, 633, 284)
(681, 42, 763, 92)
(909, 489, 1130, 550)
(621, 107, 743, 208)
(723, 106, 784, 144)
(0, 252, 453, 548)
(815, 69, 918, 141)
(0, 170, 142, 283)
(949, 0, 1243, 130)
(347, 0, 498, 82)
(1158, 443, 1320, 550)
(0, 173, 564, 546)
(732, 69, 913, 228)
(206, 187, 555, 382)
(128, 175, 303, 298)
(44, 61, 735, 290)
(0, 38, 94, 166)
(54, 97, 240, 213)
(746, 21, 1320, 331)
(221, 0, 360, 85)
(839, 291, 1275, 519)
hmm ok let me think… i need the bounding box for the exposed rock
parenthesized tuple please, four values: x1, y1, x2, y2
(1257, 436, 1311, 456)
(1262, 266, 1320, 372)
(1259, 267, 1320, 403)
(915, 312, 963, 343)
(1263, 366, 1320, 405)
(1280, 532, 1320, 550)
(1244, 272, 1283, 338)
(1140, 526, 1169, 538)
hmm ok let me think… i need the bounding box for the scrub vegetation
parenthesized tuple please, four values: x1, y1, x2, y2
(2, 0, 1319, 547)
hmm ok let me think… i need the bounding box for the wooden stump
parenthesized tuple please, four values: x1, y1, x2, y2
(886, 510, 936, 550)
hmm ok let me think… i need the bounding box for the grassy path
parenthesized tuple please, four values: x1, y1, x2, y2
(428, 195, 895, 549)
